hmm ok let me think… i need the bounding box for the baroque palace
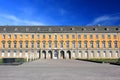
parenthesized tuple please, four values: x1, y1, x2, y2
(0, 26, 120, 62)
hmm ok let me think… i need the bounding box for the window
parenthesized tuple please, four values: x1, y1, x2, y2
(2, 34, 5, 39)
(115, 51, 118, 57)
(102, 35, 105, 39)
(60, 34, 63, 39)
(108, 41, 112, 48)
(96, 41, 100, 48)
(55, 35, 57, 39)
(14, 42, 17, 48)
(8, 34, 11, 39)
(103, 51, 106, 57)
(93, 28, 97, 31)
(96, 35, 98, 39)
(114, 41, 118, 48)
(60, 41, 63, 48)
(37, 42, 40, 48)
(109, 51, 112, 57)
(26, 35, 28, 38)
(108, 35, 111, 39)
(84, 41, 87, 48)
(8, 42, 11, 48)
(90, 41, 94, 48)
(78, 35, 81, 39)
(97, 51, 100, 57)
(20, 50, 22, 53)
(90, 35, 93, 39)
(102, 41, 106, 48)
(78, 41, 81, 48)
(14, 50, 16, 57)
(43, 42, 46, 48)
(49, 35, 51, 39)
(37, 34, 40, 39)
(48, 42, 52, 48)
(2, 42, 5, 48)
(116, 28, 119, 30)
(2, 51, 5, 57)
(72, 35, 75, 39)
(72, 41, 75, 48)
(14, 28, 18, 31)
(84, 35, 87, 39)
(66, 41, 69, 48)
(31, 42, 34, 48)
(8, 51, 10, 57)
(104, 28, 109, 31)
(20, 50, 23, 57)
(114, 35, 117, 39)
(20, 42, 22, 48)
(25, 50, 28, 53)
(54, 42, 57, 48)
(20, 35, 22, 38)
(91, 51, 95, 58)
(43, 35, 45, 39)
(14, 34, 17, 39)
(26, 42, 28, 48)
(66, 34, 69, 39)
(31, 34, 34, 39)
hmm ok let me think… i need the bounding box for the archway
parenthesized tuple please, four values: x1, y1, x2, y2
(60, 50, 65, 59)
(48, 50, 52, 59)
(42, 50, 46, 59)
(54, 50, 58, 59)
(67, 50, 71, 59)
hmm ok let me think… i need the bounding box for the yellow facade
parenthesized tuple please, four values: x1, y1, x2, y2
(0, 32, 120, 60)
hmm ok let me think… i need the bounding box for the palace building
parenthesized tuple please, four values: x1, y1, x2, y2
(0, 26, 120, 62)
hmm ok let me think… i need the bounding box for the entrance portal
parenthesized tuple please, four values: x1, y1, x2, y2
(67, 51, 71, 59)
(42, 50, 46, 59)
(60, 50, 65, 59)
(53, 50, 58, 59)
(48, 50, 52, 59)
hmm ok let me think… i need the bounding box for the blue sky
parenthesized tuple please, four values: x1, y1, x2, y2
(0, 0, 120, 26)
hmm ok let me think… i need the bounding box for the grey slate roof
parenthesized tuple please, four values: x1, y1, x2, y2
(0, 26, 120, 33)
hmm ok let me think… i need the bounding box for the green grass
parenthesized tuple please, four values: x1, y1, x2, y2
(15, 58, 27, 63)
(89, 59, 118, 63)
(76, 58, 120, 65)
(0, 58, 3, 63)
(0, 58, 27, 64)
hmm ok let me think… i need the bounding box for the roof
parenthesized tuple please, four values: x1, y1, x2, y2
(0, 26, 119, 33)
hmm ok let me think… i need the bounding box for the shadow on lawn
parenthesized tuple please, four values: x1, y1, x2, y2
(76, 58, 120, 66)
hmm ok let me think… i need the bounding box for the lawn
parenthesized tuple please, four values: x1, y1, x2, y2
(76, 58, 120, 65)
(0, 58, 3, 63)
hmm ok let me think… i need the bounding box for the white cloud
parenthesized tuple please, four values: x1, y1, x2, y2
(87, 14, 120, 26)
(0, 13, 44, 25)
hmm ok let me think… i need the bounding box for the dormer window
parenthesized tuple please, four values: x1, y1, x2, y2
(116, 28, 119, 31)
(60, 28, 63, 31)
(104, 28, 109, 31)
(14, 28, 18, 31)
(93, 28, 97, 31)
(26, 28, 29, 32)
(49, 28, 51, 31)
(3, 28, 6, 31)
(70, 28, 74, 30)
(37, 28, 40, 31)
(82, 28, 86, 31)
